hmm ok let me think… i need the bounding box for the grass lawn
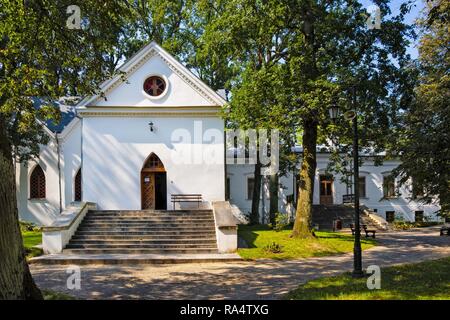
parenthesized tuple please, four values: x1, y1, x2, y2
(286, 257, 450, 300)
(43, 290, 76, 300)
(22, 230, 43, 258)
(238, 224, 376, 260)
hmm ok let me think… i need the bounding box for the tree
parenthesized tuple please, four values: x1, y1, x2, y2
(194, 0, 413, 230)
(196, 0, 295, 224)
(286, 0, 415, 237)
(0, 0, 129, 299)
(394, 0, 450, 218)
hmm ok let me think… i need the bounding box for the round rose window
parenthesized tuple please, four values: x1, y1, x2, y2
(143, 76, 166, 97)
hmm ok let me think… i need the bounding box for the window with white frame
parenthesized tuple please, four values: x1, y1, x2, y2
(383, 174, 396, 198)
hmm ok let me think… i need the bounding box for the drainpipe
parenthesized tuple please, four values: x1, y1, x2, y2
(77, 113, 83, 202)
(56, 134, 63, 213)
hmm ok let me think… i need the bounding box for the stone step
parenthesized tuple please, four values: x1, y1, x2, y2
(82, 220, 215, 225)
(79, 225, 215, 230)
(67, 209, 219, 256)
(77, 226, 215, 234)
(87, 213, 214, 218)
(65, 242, 217, 248)
(84, 216, 214, 221)
(88, 210, 212, 216)
(68, 239, 217, 245)
(62, 248, 219, 254)
(71, 234, 216, 240)
(74, 230, 217, 236)
(29, 253, 241, 265)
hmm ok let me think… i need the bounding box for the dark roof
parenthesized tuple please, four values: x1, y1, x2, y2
(32, 97, 77, 133)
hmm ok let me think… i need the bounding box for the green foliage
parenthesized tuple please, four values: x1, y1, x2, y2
(197, 0, 416, 234)
(392, 1, 450, 218)
(262, 241, 283, 254)
(268, 212, 290, 232)
(392, 221, 442, 230)
(286, 257, 450, 300)
(43, 290, 76, 300)
(22, 230, 42, 259)
(237, 224, 375, 260)
(19, 221, 40, 232)
(0, 0, 131, 161)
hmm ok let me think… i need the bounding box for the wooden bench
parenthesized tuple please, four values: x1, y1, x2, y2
(171, 194, 202, 210)
(440, 226, 450, 236)
(350, 224, 376, 238)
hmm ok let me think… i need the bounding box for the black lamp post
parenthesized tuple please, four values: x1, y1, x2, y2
(329, 87, 364, 278)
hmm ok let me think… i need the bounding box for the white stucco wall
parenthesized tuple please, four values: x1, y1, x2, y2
(95, 53, 213, 107)
(226, 164, 296, 223)
(15, 42, 440, 226)
(227, 154, 441, 223)
(61, 120, 82, 208)
(16, 138, 61, 226)
(82, 116, 225, 210)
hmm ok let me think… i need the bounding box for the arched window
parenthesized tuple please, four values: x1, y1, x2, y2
(74, 168, 82, 201)
(30, 165, 45, 199)
(142, 153, 165, 171)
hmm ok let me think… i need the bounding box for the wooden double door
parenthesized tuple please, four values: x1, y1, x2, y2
(141, 153, 167, 210)
(141, 172, 167, 210)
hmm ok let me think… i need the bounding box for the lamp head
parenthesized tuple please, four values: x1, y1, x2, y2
(328, 104, 340, 121)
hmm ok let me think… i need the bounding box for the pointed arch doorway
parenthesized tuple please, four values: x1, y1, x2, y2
(141, 153, 167, 210)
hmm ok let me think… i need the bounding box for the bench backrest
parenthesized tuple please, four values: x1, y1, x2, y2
(171, 194, 202, 201)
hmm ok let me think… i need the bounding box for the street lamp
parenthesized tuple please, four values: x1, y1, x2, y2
(328, 103, 340, 120)
(328, 88, 364, 278)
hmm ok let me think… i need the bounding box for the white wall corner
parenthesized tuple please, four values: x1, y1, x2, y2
(42, 202, 97, 254)
(211, 201, 240, 253)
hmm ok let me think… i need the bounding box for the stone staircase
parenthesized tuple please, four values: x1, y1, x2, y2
(63, 209, 219, 254)
(312, 204, 381, 231)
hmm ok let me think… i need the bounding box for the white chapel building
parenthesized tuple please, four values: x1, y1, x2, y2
(15, 42, 441, 230)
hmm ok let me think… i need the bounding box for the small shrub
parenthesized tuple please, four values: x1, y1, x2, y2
(394, 213, 405, 222)
(19, 221, 40, 232)
(268, 212, 289, 231)
(392, 221, 441, 230)
(263, 241, 283, 254)
(392, 221, 413, 230)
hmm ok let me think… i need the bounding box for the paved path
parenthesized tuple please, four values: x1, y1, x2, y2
(31, 228, 450, 299)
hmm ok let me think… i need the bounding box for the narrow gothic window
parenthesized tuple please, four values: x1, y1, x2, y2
(30, 165, 45, 199)
(74, 169, 82, 201)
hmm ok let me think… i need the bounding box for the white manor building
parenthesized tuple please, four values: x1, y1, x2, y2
(16, 42, 440, 228)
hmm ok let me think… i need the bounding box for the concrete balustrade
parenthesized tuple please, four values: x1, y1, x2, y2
(42, 202, 97, 254)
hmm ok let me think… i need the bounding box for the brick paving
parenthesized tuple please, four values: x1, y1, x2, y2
(31, 227, 450, 299)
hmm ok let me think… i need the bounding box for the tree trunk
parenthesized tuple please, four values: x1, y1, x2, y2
(0, 116, 42, 300)
(269, 173, 279, 225)
(292, 119, 317, 238)
(250, 158, 262, 225)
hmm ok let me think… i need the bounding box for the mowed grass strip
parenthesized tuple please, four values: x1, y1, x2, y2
(286, 257, 450, 300)
(22, 230, 43, 258)
(238, 224, 376, 260)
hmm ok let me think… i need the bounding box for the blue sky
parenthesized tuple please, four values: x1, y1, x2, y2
(360, 0, 426, 59)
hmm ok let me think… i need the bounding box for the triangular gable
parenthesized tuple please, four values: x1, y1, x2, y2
(77, 42, 226, 108)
